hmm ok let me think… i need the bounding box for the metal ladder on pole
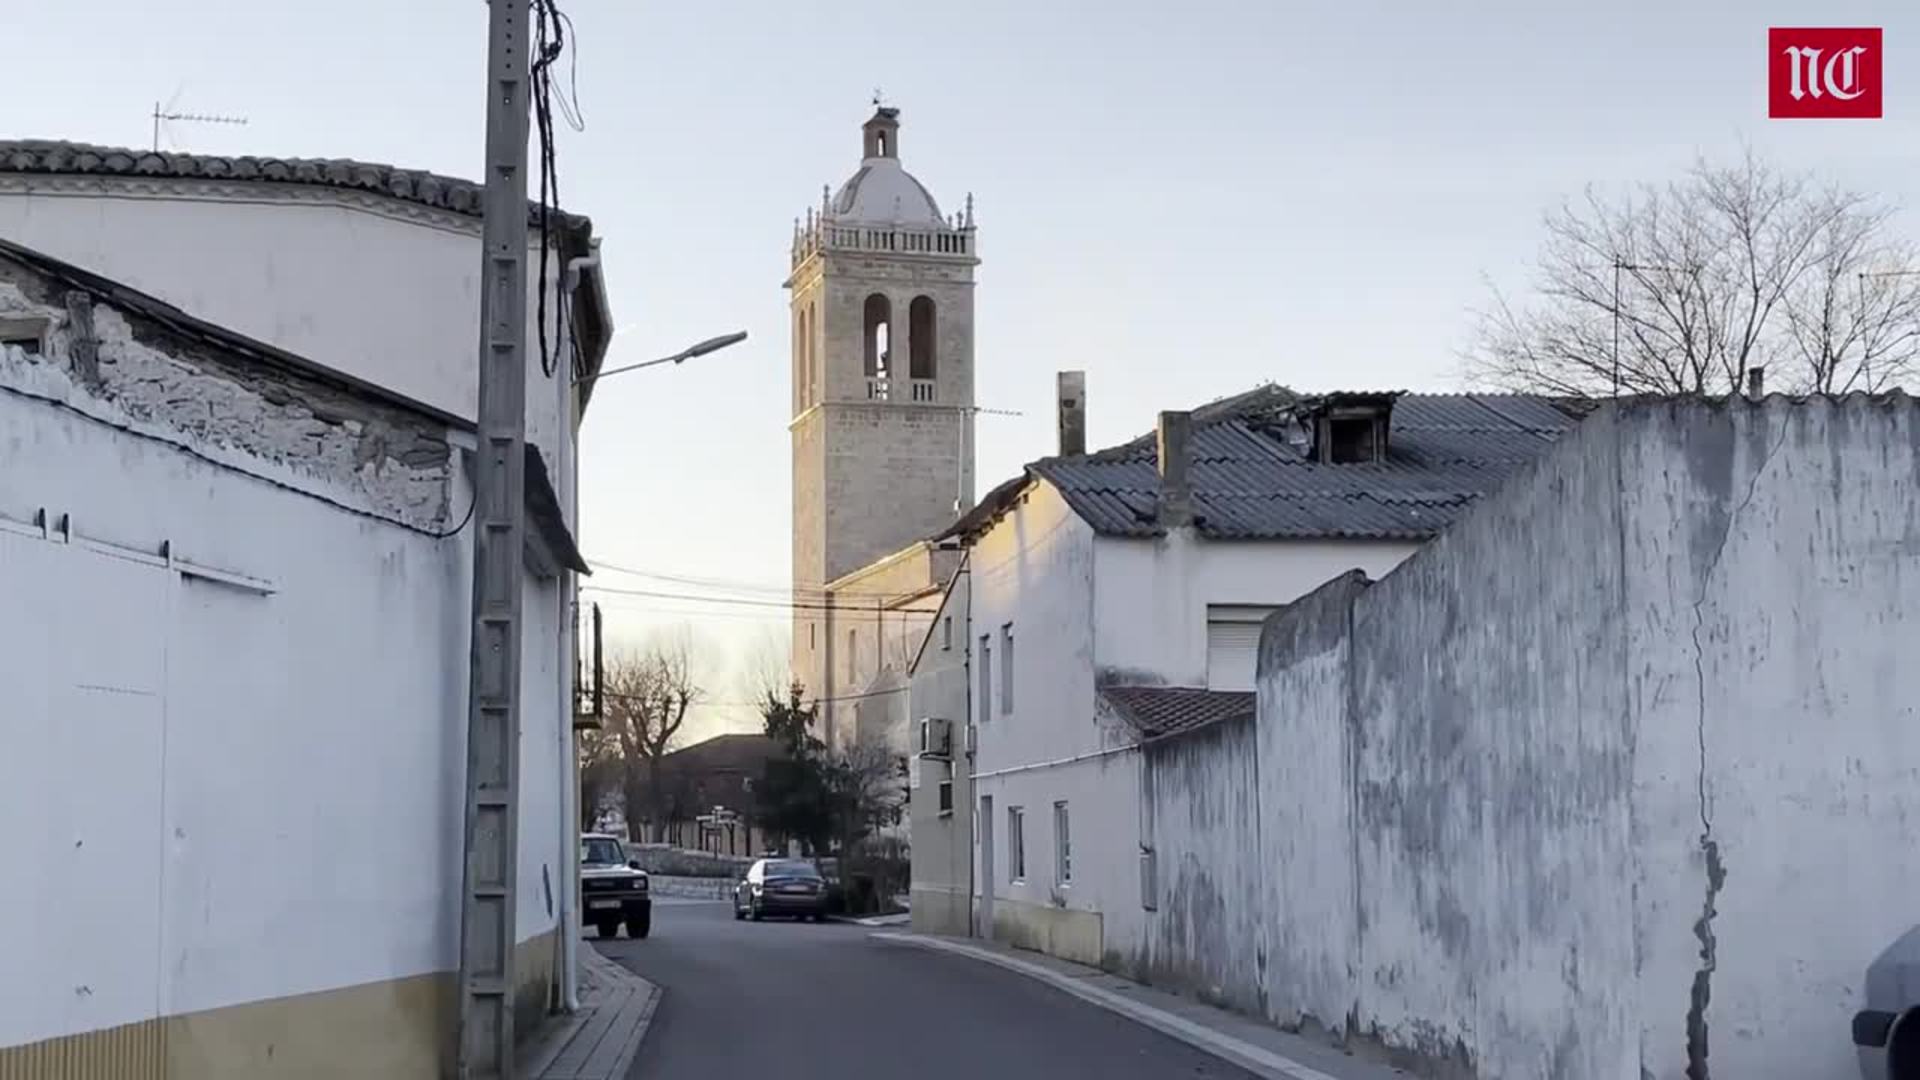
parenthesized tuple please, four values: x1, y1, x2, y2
(458, 0, 532, 1075)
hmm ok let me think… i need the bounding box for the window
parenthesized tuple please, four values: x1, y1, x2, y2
(937, 779, 953, 815)
(978, 634, 992, 722)
(1054, 801, 1072, 884)
(809, 622, 816, 651)
(1008, 806, 1026, 882)
(942, 616, 953, 651)
(581, 837, 627, 867)
(909, 295, 937, 379)
(1318, 413, 1387, 464)
(847, 628, 859, 683)
(1205, 605, 1276, 691)
(863, 293, 892, 381)
(1000, 623, 1014, 713)
(806, 301, 818, 401)
(0, 316, 48, 356)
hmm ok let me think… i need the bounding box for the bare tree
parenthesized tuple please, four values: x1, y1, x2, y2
(602, 638, 701, 843)
(733, 625, 793, 708)
(577, 724, 620, 832)
(1470, 152, 1920, 396)
(835, 733, 908, 843)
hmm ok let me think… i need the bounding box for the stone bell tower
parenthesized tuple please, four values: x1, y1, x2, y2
(787, 105, 979, 702)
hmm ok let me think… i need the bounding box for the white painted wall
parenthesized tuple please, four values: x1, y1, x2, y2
(966, 482, 1097, 776)
(0, 183, 583, 977)
(1093, 532, 1417, 689)
(0, 272, 569, 1055)
(0, 358, 472, 1045)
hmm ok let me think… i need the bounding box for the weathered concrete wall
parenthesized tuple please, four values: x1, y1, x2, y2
(1331, 402, 1636, 1079)
(1246, 397, 1920, 1079)
(1135, 714, 1265, 1016)
(1614, 397, 1920, 1080)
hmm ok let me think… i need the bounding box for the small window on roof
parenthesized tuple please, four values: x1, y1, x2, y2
(1327, 417, 1379, 464)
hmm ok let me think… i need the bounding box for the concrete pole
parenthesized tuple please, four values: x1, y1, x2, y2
(456, 0, 532, 1075)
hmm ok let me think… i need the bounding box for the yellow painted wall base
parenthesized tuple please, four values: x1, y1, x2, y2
(992, 897, 1104, 966)
(0, 930, 560, 1080)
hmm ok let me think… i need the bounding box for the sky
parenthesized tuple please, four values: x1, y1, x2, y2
(10, 1, 1918, 741)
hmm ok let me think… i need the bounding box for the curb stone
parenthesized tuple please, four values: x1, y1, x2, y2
(518, 945, 661, 1079)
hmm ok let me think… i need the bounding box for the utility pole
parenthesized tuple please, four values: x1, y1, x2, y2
(457, 0, 532, 1075)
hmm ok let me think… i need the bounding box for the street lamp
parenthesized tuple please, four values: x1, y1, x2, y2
(576, 330, 749, 385)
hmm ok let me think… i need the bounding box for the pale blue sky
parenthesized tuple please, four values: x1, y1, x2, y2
(12, 1, 1917, 738)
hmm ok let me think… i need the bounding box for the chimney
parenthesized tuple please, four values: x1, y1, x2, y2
(1156, 411, 1193, 528)
(1056, 371, 1087, 456)
(1746, 366, 1765, 400)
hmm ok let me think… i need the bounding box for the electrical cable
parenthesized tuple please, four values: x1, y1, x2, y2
(584, 554, 937, 601)
(580, 581, 940, 615)
(600, 683, 908, 710)
(530, 0, 581, 380)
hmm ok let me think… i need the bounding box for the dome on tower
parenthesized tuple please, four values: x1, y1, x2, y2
(827, 106, 947, 227)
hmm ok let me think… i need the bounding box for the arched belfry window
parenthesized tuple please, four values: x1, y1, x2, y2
(863, 294, 892, 378)
(909, 296, 936, 380)
(804, 302, 816, 402)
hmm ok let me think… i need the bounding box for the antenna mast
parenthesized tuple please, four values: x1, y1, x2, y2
(151, 102, 248, 151)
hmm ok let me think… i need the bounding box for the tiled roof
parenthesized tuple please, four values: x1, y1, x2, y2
(525, 444, 589, 576)
(0, 140, 590, 233)
(1102, 687, 1255, 739)
(947, 386, 1587, 542)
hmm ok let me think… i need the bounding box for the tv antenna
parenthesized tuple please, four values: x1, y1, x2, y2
(151, 101, 248, 152)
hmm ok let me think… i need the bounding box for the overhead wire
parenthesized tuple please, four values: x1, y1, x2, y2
(583, 554, 940, 601)
(580, 581, 941, 615)
(599, 683, 908, 710)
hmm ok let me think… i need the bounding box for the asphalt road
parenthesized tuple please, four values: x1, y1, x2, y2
(597, 900, 1257, 1080)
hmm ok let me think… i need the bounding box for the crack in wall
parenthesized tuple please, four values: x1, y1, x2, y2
(1681, 412, 1787, 1079)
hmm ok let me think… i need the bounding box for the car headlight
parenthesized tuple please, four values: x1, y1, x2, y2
(634, 876, 648, 892)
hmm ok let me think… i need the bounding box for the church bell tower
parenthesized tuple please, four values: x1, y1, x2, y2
(787, 105, 979, 701)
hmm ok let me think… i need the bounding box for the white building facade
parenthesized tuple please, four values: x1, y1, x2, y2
(911, 386, 1583, 958)
(0, 145, 610, 1078)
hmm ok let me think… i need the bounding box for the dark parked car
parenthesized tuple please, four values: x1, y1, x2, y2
(581, 833, 651, 939)
(734, 858, 827, 922)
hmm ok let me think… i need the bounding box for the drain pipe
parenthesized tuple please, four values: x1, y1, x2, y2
(559, 588, 580, 1011)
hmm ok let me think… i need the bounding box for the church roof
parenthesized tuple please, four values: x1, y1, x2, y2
(944, 387, 1592, 543)
(831, 159, 944, 226)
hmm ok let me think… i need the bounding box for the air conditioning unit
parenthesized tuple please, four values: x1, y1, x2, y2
(918, 717, 952, 759)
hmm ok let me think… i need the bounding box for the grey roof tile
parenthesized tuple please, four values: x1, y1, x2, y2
(945, 388, 1586, 542)
(1102, 687, 1255, 739)
(0, 140, 588, 233)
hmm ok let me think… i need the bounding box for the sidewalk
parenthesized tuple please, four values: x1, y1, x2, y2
(870, 932, 1413, 1080)
(517, 944, 660, 1080)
